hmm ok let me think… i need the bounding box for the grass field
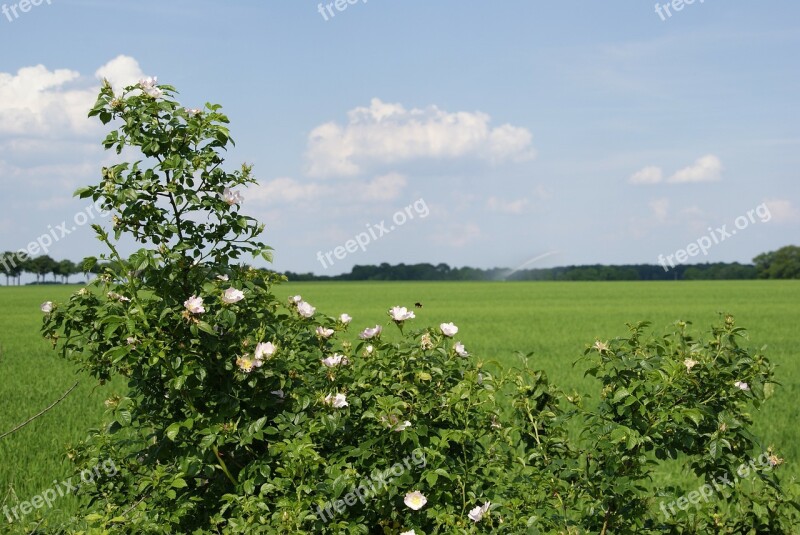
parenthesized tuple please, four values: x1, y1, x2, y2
(1, 281, 798, 531)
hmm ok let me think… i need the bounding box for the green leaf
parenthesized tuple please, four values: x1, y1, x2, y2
(197, 321, 217, 336)
(166, 423, 182, 441)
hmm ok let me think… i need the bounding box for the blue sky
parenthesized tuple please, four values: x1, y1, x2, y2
(1, 0, 798, 275)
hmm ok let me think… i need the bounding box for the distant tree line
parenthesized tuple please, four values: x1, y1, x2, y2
(285, 246, 800, 282)
(1, 246, 798, 285)
(0, 252, 109, 286)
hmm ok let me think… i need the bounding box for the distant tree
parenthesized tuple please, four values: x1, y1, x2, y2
(754, 246, 800, 279)
(26, 255, 58, 284)
(56, 259, 78, 284)
(0, 251, 16, 286)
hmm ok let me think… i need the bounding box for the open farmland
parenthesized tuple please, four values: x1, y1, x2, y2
(1, 280, 798, 531)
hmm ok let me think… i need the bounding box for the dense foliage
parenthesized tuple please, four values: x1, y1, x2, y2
(38, 80, 800, 534)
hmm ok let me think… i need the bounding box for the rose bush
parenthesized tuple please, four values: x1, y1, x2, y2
(38, 79, 800, 534)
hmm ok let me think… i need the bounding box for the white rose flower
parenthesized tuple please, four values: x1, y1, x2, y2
(297, 301, 316, 318)
(216, 274, 229, 281)
(139, 76, 157, 88)
(389, 306, 415, 322)
(394, 420, 412, 432)
(359, 325, 382, 339)
(316, 326, 335, 338)
(339, 313, 352, 324)
(222, 187, 243, 206)
(735, 381, 750, 391)
(321, 354, 349, 367)
(454, 341, 469, 357)
(440, 322, 459, 337)
(404, 490, 427, 511)
(365, 344, 374, 355)
(222, 288, 244, 304)
(184, 295, 205, 314)
(41, 301, 54, 313)
(254, 342, 277, 361)
(684, 358, 698, 371)
(468, 502, 491, 522)
(323, 393, 348, 408)
(400, 531, 416, 535)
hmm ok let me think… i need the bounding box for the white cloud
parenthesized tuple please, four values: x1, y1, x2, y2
(358, 172, 407, 202)
(305, 98, 535, 177)
(0, 65, 93, 137)
(95, 55, 146, 94)
(246, 177, 328, 205)
(763, 199, 799, 223)
(247, 172, 408, 206)
(648, 198, 670, 222)
(629, 165, 663, 184)
(0, 56, 148, 139)
(667, 154, 722, 184)
(486, 196, 529, 214)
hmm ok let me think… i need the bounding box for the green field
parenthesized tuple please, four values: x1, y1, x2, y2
(1, 281, 798, 530)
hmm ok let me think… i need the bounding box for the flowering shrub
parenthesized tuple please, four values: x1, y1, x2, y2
(40, 80, 800, 534)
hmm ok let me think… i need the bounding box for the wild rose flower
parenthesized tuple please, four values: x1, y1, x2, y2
(364, 344, 374, 355)
(297, 301, 316, 318)
(593, 340, 609, 352)
(254, 342, 276, 361)
(735, 381, 750, 391)
(468, 502, 491, 522)
(389, 306, 415, 323)
(223, 187, 243, 206)
(400, 531, 416, 535)
(323, 393, 348, 408)
(185, 107, 201, 115)
(41, 301, 54, 313)
(289, 295, 302, 304)
(404, 491, 427, 510)
(321, 354, 349, 367)
(359, 325, 382, 339)
(440, 322, 458, 337)
(107, 291, 131, 302)
(394, 420, 412, 432)
(184, 295, 205, 314)
(684, 358, 698, 371)
(222, 288, 244, 304)
(420, 333, 433, 350)
(316, 326, 335, 338)
(139, 76, 162, 98)
(339, 313, 352, 324)
(454, 341, 469, 357)
(126, 337, 137, 346)
(236, 356, 256, 373)
(216, 274, 229, 281)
